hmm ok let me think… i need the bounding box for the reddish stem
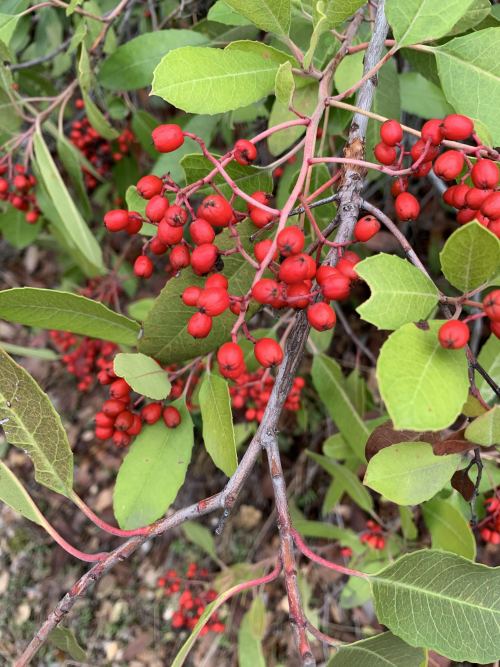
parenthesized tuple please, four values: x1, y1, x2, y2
(291, 530, 367, 579)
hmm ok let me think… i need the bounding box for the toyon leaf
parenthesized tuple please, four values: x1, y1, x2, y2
(365, 419, 439, 461)
(355, 254, 439, 330)
(465, 405, 500, 446)
(364, 442, 461, 505)
(238, 596, 267, 667)
(152, 46, 278, 115)
(422, 496, 476, 559)
(47, 626, 86, 662)
(268, 83, 318, 156)
(476, 335, 500, 404)
(0, 288, 140, 347)
(386, 0, 475, 47)
(0, 459, 45, 527)
(370, 550, 500, 663)
(223, 0, 291, 35)
(274, 60, 295, 107)
(440, 221, 500, 293)
(199, 373, 237, 476)
(320, 0, 367, 28)
(377, 321, 469, 430)
(0, 348, 73, 497)
(113, 400, 194, 529)
(327, 631, 426, 666)
(181, 522, 218, 561)
(113, 353, 171, 400)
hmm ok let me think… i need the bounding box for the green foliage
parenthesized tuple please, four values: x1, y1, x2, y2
(113, 353, 171, 400)
(476, 335, 500, 404)
(0, 288, 140, 346)
(327, 631, 426, 666)
(275, 60, 295, 106)
(0, 207, 42, 249)
(47, 626, 86, 662)
(399, 71, 453, 118)
(199, 373, 237, 476)
(78, 45, 118, 140)
(224, 0, 291, 35)
(422, 496, 476, 559)
(267, 83, 318, 155)
(0, 459, 45, 527)
(0, 347, 73, 497)
(238, 596, 267, 667)
(181, 522, 218, 561)
(465, 406, 500, 446)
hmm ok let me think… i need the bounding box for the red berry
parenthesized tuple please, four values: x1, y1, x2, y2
(170, 244, 190, 270)
(421, 118, 444, 146)
(197, 287, 230, 316)
(150, 236, 168, 255)
(197, 194, 233, 227)
(450, 183, 470, 209)
(277, 226, 305, 256)
(442, 114, 474, 141)
(95, 426, 114, 440)
(249, 207, 275, 229)
(234, 139, 257, 165)
(465, 188, 492, 210)
(438, 320, 470, 349)
(163, 406, 181, 428)
(254, 239, 278, 264)
(481, 192, 500, 220)
(286, 282, 311, 309)
(103, 399, 128, 417)
(113, 431, 131, 447)
(190, 218, 215, 245)
(164, 204, 188, 227)
(104, 209, 129, 232)
(141, 403, 162, 424)
(137, 174, 163, 199)
(488, 219, 500, 239)
(0, 178, 9, 193)
(126, 215, 143, 235)
(395, 192, 420, 221)
(157, 220, 184, 246)
(307, 302, 336, 330)
(483, 290, 500, 321)
(354, 215, 380, 242)
(152, 124, 184, 153)
(13, 174, 29, 190)
(25, 210, 39, 224)
(191, 244, 218, 275)
(433, 150, 464, 180)
(145, 195, 169, 222)
(337, 255, 360, 281)
(491, 320, 500, 338)
(252, 278, 281, 305)
(278, 253, 316, 284)
(205, 273, 228, 290)
(127, 414, 143, 436)
(95, 411, 114, 428)
(248, 191, 272, 211)
(182, 285, 202, 306)
(187, 312, 212, 338)
(374, 142, 397, 165)
(391, 178, 408, 197)
(471, 159, 499, 189)
(321, 274, 351, 300)
(379, 119, 403, 146)
(413, 161, 433, 178)
(134, 255, 154, 278)
(217, 342, 244, 375)
(110, 378, 130, 398)
(254, 338, 283, 368)
(410, 139, 439, 163)
(115, 410, 134, 431)
(456, 208, 477, 225)
(316, 266, 341, 285)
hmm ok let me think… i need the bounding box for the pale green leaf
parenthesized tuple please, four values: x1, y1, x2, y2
(225, 40, 296, 65)
(449, 0, 492, 35)
(370, 550, 500, 663)
(327, 631, 426, 666)
(386, 0, 475, 47)
(238, 596, 267, 667)
(377, 321, 469, 430)
(47, 626, 86, 661)
(181, 522, 218, 561)
(0, 288, 140, 346)
(0, 207, 41, 249)
(422, 496, 476, 559)
(440, 221, 500, 292)
(56, 133, 92, 220)
(152, 46, 278, 114)
(113, 401, 194, 529)
(0, 348, 73, 497)
(293, 519, 360, 550)
(78, 45, 118, 140)
(0, 459, 45, 526)
(364, 442, 461, 505)
(207, 1, 252, 26)
(275, 60, 295, 106)
(399, 506, 418, 541)
(268, 83, 318, 155)
(113, 353, 171, 400)
(356, 254, 439, 330)
(0, 343, 58, 361)
(223, 0, 291, 35)
(199, 374, 237, 476)
(399, 71, 454, 119)
(128, 298, 155, 321)
(476, 335, 500, 404)
(334, 51, 364, 94)
(319, 0, 366, 28)
(465, 405, 500, 446)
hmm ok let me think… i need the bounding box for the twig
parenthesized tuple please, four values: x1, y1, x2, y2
(333, 304, 377, 365)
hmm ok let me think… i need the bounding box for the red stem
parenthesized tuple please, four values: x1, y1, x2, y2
(291, 530, 367, 579)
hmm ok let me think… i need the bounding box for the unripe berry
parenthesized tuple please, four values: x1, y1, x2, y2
(191, 243, 218, 275)
(197, 287, 230, 316)
(145, 195, 169, 222)
(137, 174, 163, 199)
(307, 302, 336, 330)
(95, 426, 114, 440)
(354, 215, 380, 242)
(278, 253, 316, 284)
(442, 114, 474, 141)
(115, 410, 134, 431)
(254, 239, 278, 264)
(433, 150, 464, 180)
(164, 204, 188, 227)
(187, 312, 212, 338)
(163, 406, 181, 428)
(252, 278, 281, 305)
(134, 255, 154, 278)
(197, 194, 233, 227)
(249, 207, 275, 228)
(217, 342, 244, 374)
(103, 399, 128, 417)
(152, 124, 184, 152)
(254, 338, 283, 368)
(182, 285, 202, 306)
(190, 218, 215, 245)
(104, 209, 129, 232)
(110, 378, 131, 399)
(127, 414, 143, 436)
(234, 139, 257, 165)
(321, 274, 351, 301)
(277, 226, 305, 256)
(157, 220, 184, 246)
(374, 142, 397, 165)
(141, 402, 162, 424)
(421, 118, 444, 145)
(471, 159, 499, 189)
(395, 192, 420, 221)
(481, 192, 500, 220)
(170, 244, 191, 270)
(379, 119, 403, 146)
(438, 320, 470, 349)
(205, 273, 228, 290)
(483, 290, 500, 321)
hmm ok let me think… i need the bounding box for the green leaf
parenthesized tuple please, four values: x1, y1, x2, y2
(32, 130, 105, 276)
(238, 596, 266, 667)
(181, 521, 218, 561)
(399, 71, 454, 119)
(476, 335, 500, 404)
(356, 254, 439, 330)
(113, 353, 171, 400)
(319, 0, 366, 28)
(422, 496, 476, 559)
(364, 442, 461, 505)
(78, 45, 118, 140)
(131, 110, 157, 157)
(370, 550, 500, 663)
(311, 354, 370, 461)
(274, 60, 295, 106)
(268, 83, 318, 155)
(435, 28, 500, 144)
(128, 298, 155, 321)
(399, 506, 418, 541)
(199, 373, 237, 476)
(327, 631, 426, 666)
(47, 626, 86, 662)
(0, 343, 58, 361)
(0, 347, 73, 497)
(223, 0, 290, 35)
(377, 321, 469, 430)
(465, 406, 500, 446)
(386, 0, 475, 47)
(0, 288, 140, 346)
(56, 133, 92, 220)
(0, 459, 45, 526)
(307, 451, 374, 514)
(113, 401, 194, 529)
(0, 206, 42, 249)
(440, 221, 500, 292)
(207, 1, 252, 26)
(98, 30, 208, 91)
(449, 0, 492, 35)
(225, 40, 296, 66)
(152, 46, 278, 114)
(334, 51, 364, 94)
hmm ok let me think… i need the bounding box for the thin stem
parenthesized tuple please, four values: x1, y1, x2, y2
(292, 530, 367, 579)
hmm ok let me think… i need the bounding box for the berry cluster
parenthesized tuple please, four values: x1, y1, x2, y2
(230, 369, 304, 422)
(69, 108, 135, 190)
(479, 495, 500, 545)
(437, 288, 500, 350)
(359, 520, 386, 550)
(157, 564, 224, 635)
(0, 163, 40, 224)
